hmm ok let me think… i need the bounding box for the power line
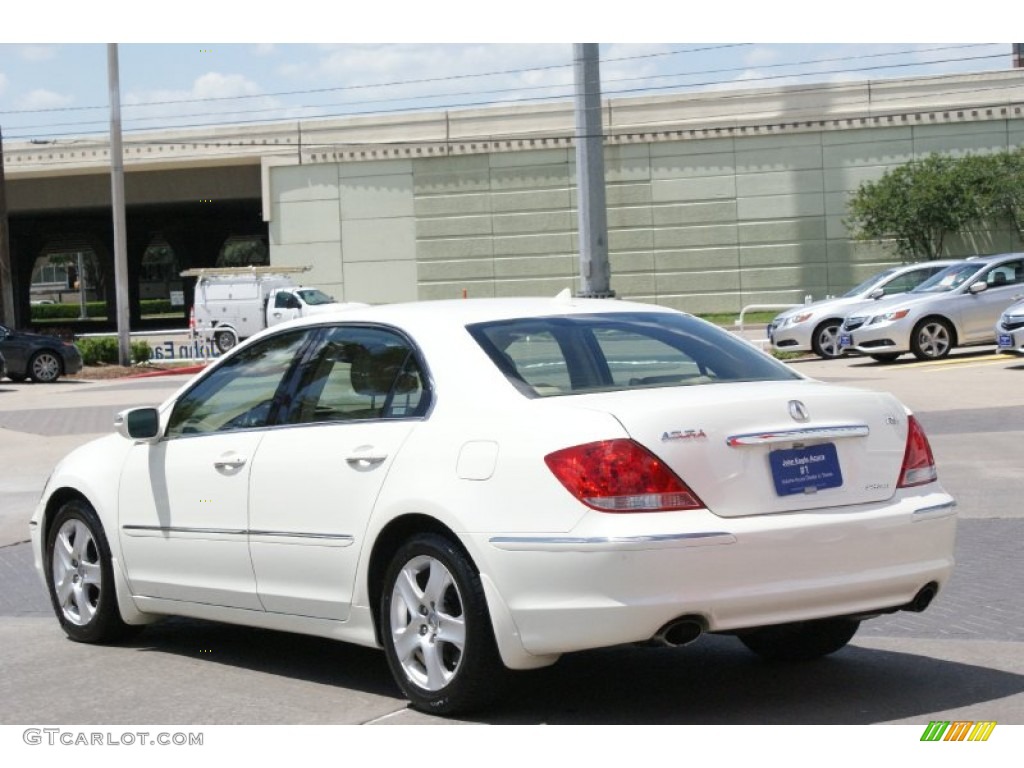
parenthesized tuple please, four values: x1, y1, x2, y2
(10, 75, 1024, 173)
(6, 44, 999, 136)
(4, 48, 1010, 142)
(0, 44, 751, 118)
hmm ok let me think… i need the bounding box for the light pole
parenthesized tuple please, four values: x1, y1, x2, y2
(108, 43, 131, 365)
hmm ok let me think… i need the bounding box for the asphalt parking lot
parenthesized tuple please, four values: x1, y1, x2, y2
(1, 344, 1022, 726)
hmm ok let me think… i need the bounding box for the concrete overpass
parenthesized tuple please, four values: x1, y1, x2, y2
(5, 68, 1024, 329)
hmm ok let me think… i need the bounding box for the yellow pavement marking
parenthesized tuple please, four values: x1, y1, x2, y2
(894, 354, 1007, 370)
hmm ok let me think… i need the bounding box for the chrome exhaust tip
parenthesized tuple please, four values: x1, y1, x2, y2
(652, 617, 705, 647)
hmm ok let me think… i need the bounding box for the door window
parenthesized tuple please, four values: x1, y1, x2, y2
(288, 326, 427, 423)
(166, 329, 311, 436)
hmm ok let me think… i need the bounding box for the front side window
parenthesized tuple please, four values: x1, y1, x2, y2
(469, 312, 799, 398)
(287, 326, 427, 423)
(166, 329, 312, 436)
(983, 260, 1022, 287)
(275, 292, 301, 309)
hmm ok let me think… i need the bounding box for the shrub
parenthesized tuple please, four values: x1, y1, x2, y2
(75, 337, 119, 366)
(131, 340, 152, 364)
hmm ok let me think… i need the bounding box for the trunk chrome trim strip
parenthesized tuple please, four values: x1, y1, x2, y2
(488, 532, 736, 552)
(726, 425, 870, 446)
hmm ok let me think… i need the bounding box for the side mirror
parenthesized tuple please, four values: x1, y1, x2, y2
(115, 407, 161, 442)
(968, 281, 988, 295)
(868, 288, 885, 300)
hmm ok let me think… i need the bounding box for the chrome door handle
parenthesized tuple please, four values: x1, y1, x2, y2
(346, 453, 388, 468)
(214, 457, 247, 470)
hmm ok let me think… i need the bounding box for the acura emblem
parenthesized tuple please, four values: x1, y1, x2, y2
(788, 400, 810, 422)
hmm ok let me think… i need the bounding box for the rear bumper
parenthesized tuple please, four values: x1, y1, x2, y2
(471, 488, 956, 658)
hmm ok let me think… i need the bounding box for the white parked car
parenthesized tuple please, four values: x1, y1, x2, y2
(768, 261, 958, 359)
(996, 297, 1024, 355)
(840, 253, 1024, 362)
(31, 297, 956, 715)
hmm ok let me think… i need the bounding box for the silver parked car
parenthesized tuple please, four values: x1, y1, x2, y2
(839, 254, 1024, 362)
(768, 261, 958, 359)
(996, 297, 1024, 355)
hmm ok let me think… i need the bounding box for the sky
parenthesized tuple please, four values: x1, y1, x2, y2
(0, 2, 1017, 143)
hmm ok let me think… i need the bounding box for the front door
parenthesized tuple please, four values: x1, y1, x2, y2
(118, 328, 314, 609)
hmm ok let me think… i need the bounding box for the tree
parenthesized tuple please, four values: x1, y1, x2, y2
(845, 154, 985, 260)
(963, 149, 1024, 241)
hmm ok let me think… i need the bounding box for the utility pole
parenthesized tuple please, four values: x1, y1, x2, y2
(573, 43, 614, 299)
(0, 126, 16, 327)
(108, 44, 131, 365)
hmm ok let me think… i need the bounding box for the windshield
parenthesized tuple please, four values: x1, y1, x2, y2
(296, 289, 336, 306)
(910, 262, 980, 294)
(841, 268, 899, 298)
(468, 312, 800, 398)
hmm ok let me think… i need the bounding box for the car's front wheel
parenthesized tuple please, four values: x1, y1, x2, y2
(29, 351, 63, 383)
(739, 617, 860, 661)
(380, 533, 505, 715)
(811, 320, 843, 359)
(214, 330, 237, 354)
(911, 318, 954, 361)
(45, 499, 138, 643)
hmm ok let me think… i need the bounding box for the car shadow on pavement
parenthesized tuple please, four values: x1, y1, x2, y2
(478, 638, 1024, 724)
(129, 616, 403, 702)
(120, 618, 1024, 724)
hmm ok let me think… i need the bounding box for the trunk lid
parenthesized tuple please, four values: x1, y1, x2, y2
(556, 380, 909, 518)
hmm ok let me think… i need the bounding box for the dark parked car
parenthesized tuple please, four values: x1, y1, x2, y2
(0, 324, 83, 383)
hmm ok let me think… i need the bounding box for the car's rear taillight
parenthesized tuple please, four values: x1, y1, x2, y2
(898, 415, 938, 488)
(544, 439, 704, 512)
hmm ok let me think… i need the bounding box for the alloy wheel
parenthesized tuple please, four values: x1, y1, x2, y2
(51, 518, 102, 626)
(388, 554, 467, 692)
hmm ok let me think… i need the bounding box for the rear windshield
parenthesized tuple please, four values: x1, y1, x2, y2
(467, 312, 800, 398)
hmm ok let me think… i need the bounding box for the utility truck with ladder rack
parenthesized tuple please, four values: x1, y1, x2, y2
(183, 266, 365, 353)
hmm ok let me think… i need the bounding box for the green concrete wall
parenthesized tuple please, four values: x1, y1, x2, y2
(270, 117, 1024, 312)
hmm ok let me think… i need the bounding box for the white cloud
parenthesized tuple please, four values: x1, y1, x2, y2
(252, 44, 276, 57)
(123, 72, 294, 130)
(19, 45, 57, 62)
(17, 88, 73, 111)
(192, 72, 262, 99)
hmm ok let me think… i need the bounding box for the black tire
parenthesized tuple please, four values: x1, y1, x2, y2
(29, 350, 63, 383)
(910, 317, 954, 361)
(869, 353, 901, 363)
(214, 330, 237, 354)
(739, 617, 860, 662)
(811, 320, 843, 359)
(44, 499, 139, 644)
(380, 533, 506, 715)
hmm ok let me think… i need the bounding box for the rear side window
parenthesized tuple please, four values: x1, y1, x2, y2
(287, 326, 428, 423)
(468, 312, 799, 398)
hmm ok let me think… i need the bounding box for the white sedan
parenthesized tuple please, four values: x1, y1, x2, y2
(30, 297, 957, 715)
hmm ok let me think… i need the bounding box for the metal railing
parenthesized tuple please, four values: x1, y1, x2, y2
(735, 303, 801, 333)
